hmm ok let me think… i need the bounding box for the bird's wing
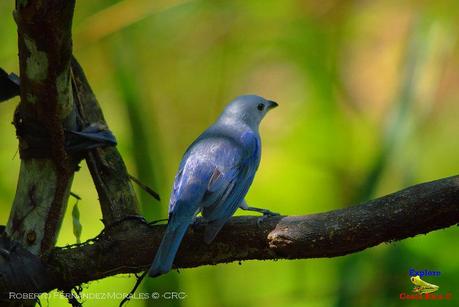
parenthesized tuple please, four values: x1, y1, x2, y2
(168, 157, 187, 215)
(201, 130, 261, 242)
(150, 138, 234, 277)
(148, 131, 257, 276)
(168, 136, 243, 218)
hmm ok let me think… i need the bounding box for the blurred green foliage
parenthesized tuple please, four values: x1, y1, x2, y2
(1, 0, 459, 306)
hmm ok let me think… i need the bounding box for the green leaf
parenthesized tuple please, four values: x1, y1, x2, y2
(72, 200, 82, 244)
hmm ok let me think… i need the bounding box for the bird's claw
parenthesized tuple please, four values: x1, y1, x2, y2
(256, 210, 280, 227)
(263, 209, 280, 217)
(256, 215, 268, 227)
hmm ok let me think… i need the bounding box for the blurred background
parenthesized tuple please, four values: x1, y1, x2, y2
(1, 0, 459, 306)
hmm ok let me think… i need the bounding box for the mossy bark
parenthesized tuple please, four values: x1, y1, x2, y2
(6, 0, 77, 256)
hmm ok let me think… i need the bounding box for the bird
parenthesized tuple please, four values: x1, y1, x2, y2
(148, 94, 278, 277)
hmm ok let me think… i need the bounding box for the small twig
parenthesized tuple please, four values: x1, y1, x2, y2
(62, 289, 82, 307)
(119, 271, 147, 307)
(70, 192, 82, 200)
(128, 174, 161, 201)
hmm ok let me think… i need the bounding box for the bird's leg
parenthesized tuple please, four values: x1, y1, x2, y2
(242, 206, 280, 216)
(239, 199, 279, 216)
(239, 199, 280, 226)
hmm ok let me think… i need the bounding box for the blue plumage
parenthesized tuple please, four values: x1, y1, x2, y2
(148, 95, 278, 277)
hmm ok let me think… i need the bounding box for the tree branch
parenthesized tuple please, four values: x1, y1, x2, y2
(6, 0, 77, 256)
(70, 57, 140, 225)
(33, 175, 458, 291)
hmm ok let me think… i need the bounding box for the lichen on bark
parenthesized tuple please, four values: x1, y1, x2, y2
(6, 160, 58, 255)
(23, 35, 48, 82)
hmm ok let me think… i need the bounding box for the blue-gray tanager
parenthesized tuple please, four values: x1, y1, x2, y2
(148, 95, 278, 277)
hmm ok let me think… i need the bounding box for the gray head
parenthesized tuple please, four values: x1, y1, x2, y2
(218, 95, 278, 130)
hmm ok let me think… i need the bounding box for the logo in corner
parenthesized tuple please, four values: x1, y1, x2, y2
(410, 275, 439, 294)
(399, 269, 453, 301)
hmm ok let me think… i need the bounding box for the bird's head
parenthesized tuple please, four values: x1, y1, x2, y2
(218, 95, 278, 130)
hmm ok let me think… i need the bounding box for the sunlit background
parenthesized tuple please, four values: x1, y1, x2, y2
(1, 0, 459, 306)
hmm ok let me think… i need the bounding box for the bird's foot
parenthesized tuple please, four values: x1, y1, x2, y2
(240, 204, 280, 226)
(240, 205, 279, 216)
(239, 204, 280, 226)
(256, 209, 280, 227)
(257, 208, 280, 217)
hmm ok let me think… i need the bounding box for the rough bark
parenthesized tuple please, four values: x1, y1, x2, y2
(35, 175, 459, 292)
(6, 0, 77, 256)
(70, 58, 140, 225)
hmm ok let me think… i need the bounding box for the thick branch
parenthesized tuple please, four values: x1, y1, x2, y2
(70, 57, 140, 225)
(6, 0, 77, 255)
(37, 175, 458, 291)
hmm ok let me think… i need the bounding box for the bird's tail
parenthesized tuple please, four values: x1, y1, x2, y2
(148, 220, 191, 277)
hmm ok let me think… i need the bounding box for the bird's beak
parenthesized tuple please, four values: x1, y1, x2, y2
(267, 100, 278, 110)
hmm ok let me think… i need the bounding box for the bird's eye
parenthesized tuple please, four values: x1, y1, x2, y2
(257, 103, 265, 111)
